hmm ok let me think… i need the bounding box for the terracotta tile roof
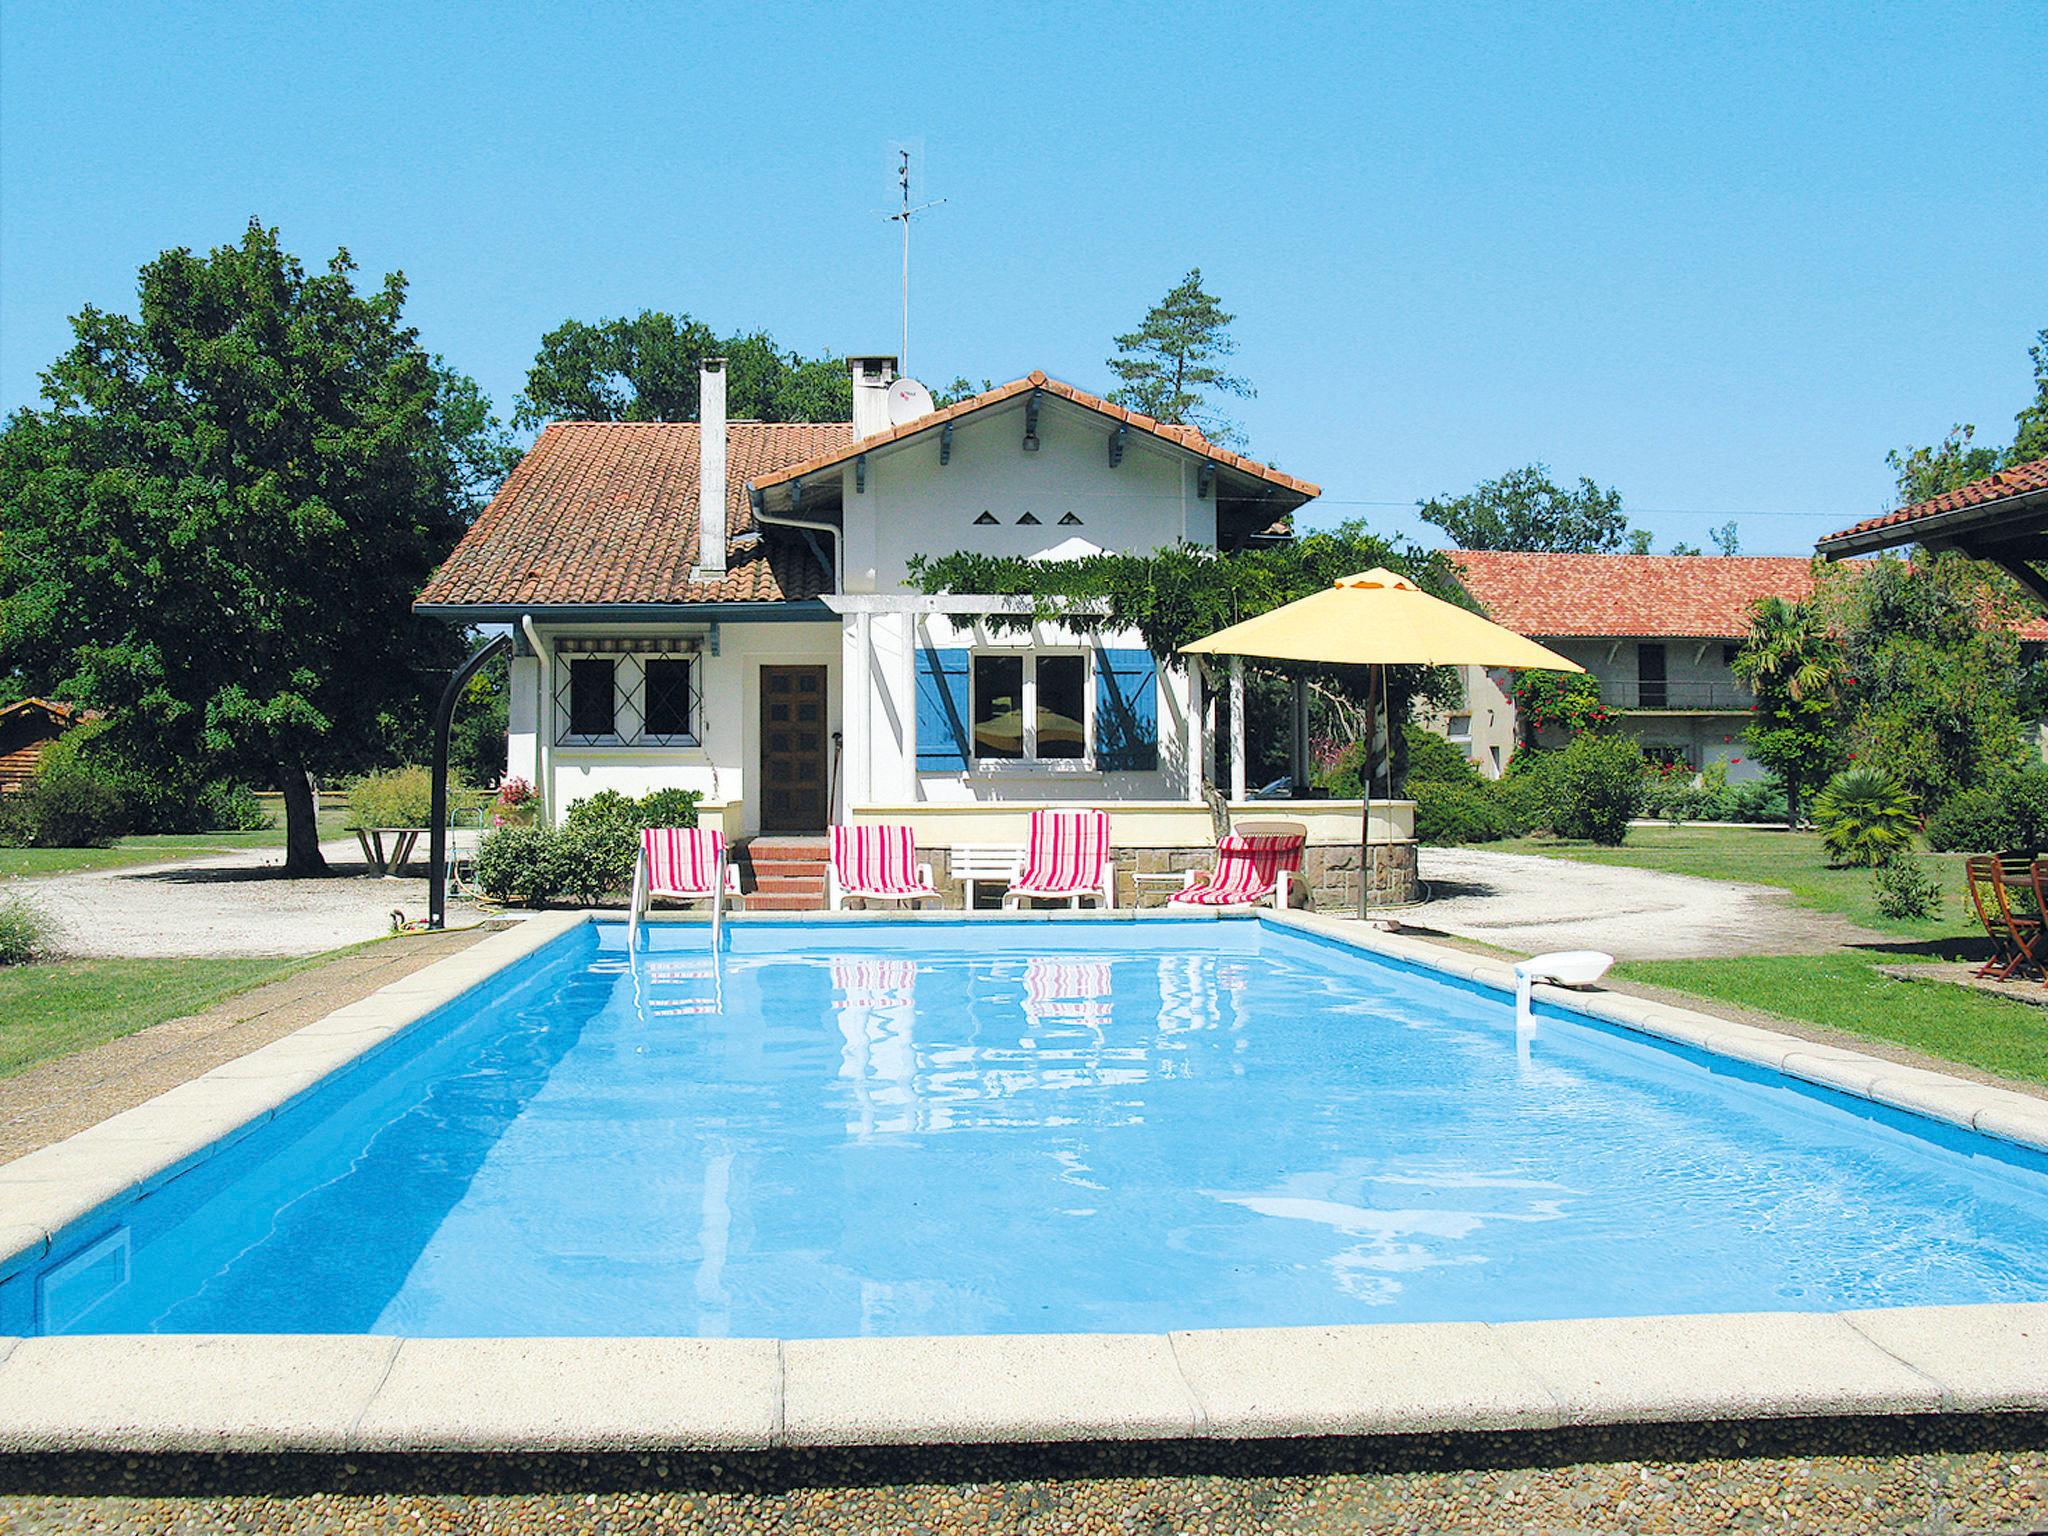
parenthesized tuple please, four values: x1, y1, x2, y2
(416, 420, 853, 609)
(1820, 456, 2048, 547)
(1446, 551, 1839, 639)
(748, 371, 1321, 501)
(1448, 548, 2048, 643)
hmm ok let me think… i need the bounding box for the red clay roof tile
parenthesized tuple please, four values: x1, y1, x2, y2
(1448, 548, 2048, 642)
(416, 420, 852, 609)
(1821, 455, 2048, 546)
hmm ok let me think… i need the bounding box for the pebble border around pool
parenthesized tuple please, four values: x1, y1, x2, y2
(0, 906, 2042, 1454)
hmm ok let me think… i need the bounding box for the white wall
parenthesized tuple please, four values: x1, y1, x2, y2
(531, 619, 839, 833)
(840, 393, 1203, 594)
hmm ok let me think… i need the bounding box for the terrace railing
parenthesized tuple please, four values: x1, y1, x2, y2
(1597, 680, 1755, 711)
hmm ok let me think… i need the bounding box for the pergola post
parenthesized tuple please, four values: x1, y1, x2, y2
(1228, 656, 1248, 802)
(1289, 675, 1309, 791)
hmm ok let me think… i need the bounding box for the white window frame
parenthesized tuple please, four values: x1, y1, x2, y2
(554, 649, 703, 749)
(969, 648, 1095, 769)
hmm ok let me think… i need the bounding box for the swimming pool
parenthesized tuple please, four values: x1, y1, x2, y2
(4, 916, 2046, 1339)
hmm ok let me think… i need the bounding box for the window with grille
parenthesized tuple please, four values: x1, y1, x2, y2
(554, 645, 702, 747)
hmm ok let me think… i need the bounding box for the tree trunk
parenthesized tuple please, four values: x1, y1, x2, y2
(279, 766, 329, 876)
(1786, 780, 1802, 832)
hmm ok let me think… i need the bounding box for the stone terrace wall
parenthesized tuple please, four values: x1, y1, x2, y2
(907, 842, 1419, 913)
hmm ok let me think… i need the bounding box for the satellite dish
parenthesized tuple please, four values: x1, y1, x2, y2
(886, 377, 936, 425)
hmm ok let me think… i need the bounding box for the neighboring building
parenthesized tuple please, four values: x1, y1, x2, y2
(1431, 552, 1841, 782)
(416, 359, 1415, 907)
(0, 698, 76, 793)
(1432, 544, 2048, 779)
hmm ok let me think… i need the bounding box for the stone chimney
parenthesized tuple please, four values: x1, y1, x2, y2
(695, 357, 728, 578)
(847, 354, 899, 440)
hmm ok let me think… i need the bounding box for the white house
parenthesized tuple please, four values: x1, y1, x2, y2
(416, 358, 1415, 907)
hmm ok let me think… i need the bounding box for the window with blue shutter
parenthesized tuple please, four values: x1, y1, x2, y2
(1095, 648, 1159, 772)
(914, 646, 973, 771)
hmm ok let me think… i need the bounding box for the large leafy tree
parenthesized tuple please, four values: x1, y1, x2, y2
(1420, 463, 1633, 553)
(1887, 327, 2048, 503)
(1814, 555, 2027, 811)
(1105, 270, 1255, 446)
(0, 220, 513, 873)
(1731, 595, 1845, 827)
(513, 312, 853, 427)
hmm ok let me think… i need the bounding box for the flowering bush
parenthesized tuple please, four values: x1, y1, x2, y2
(1512, 671, 1610, 735)
(491, 776, 538, 828)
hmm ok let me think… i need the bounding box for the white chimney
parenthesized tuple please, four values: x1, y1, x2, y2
(696, 357, 728, 577)
(847, 354, 898, 440)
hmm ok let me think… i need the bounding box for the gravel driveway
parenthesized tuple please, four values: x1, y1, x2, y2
(19, 839, 447, 959)
(1409, 846, 1879, 960)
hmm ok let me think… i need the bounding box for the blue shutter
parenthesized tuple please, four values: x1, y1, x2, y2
(1096, 648, 1159, 772)
(915, 647, 973, 771)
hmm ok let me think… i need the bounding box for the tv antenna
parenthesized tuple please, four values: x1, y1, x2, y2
(885, 148, 945, 373)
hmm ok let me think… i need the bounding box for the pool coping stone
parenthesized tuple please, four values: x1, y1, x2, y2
(0, 906, 2041, 1452)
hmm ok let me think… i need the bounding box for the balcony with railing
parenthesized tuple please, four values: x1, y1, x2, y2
(1597, 679, 1755, 712)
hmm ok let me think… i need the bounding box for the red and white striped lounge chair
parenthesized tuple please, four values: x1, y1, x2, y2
(1002, 809, 1117, 910)
(828, 824, 942, 910)
(628, 827, 741, 948)
(1168, 821, 1307, 911)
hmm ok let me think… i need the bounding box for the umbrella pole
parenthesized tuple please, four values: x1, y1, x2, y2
(1358, 664, 1380, 922)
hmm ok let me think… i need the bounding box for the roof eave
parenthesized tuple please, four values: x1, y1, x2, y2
(1817, 485, 2048, 559)
(412, 599, 837, 626)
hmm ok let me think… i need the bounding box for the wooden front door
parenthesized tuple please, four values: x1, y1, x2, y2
(759, 665, 830, 832)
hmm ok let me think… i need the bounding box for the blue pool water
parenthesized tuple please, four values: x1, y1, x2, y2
(6, 918, 2047, 1338)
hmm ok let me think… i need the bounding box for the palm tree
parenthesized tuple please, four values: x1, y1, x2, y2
(1732, 597, 1836, 703)
(1731, 597, 1843, 828)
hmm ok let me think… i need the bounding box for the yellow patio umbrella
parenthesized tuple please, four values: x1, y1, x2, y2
(1181, 568, 1585, 918)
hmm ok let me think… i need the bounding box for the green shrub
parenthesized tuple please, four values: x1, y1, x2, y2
(1551, 733, 1645, 844)
(473, 826, 570, 907)
(347, 766, 467, 830)
(1727, 777, 1791, 825)
(1872, 853, 1944, 921)
(1812, 767, 1918, 868)
(636, 787, 703, 828)
(15, 753, 129, 847)
(198, 782, 274, 832)
(564, 788, 703, 833)
(555, 825, 639, 905)
(1399, 726, 1483, 792)
(1413, 782, 1512, 844)
(0, 895, 49, 965)
(1924, 766, 2048, 854)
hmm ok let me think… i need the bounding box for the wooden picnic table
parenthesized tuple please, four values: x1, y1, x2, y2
(354, 826, 424, 878)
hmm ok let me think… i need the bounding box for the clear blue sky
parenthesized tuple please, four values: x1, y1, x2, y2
(3, 1, 2041, 554)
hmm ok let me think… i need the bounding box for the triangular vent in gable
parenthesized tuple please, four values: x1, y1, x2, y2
(1016, 512, 1041, 525)
(974, 511, 999, 525)
(1058, 512, 1083, 526)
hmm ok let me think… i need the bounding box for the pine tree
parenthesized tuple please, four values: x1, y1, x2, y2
(1106, 270, 1254, 446)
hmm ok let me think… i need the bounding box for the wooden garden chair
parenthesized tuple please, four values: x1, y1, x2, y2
(1965, 854, 2043, 981)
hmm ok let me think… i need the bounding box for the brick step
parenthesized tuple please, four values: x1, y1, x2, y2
(745, 892, 827, 912)
(747, 842, 830, 864)
(749, 861, 826, 881)
(752, 872, 826, 894)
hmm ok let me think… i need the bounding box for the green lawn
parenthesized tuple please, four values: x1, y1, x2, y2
(1616, 951, 2048, 1087)
(0, 949, 349, 1077)
(1483, 824, 2048, 1086)
(0, 807, 357, 878)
